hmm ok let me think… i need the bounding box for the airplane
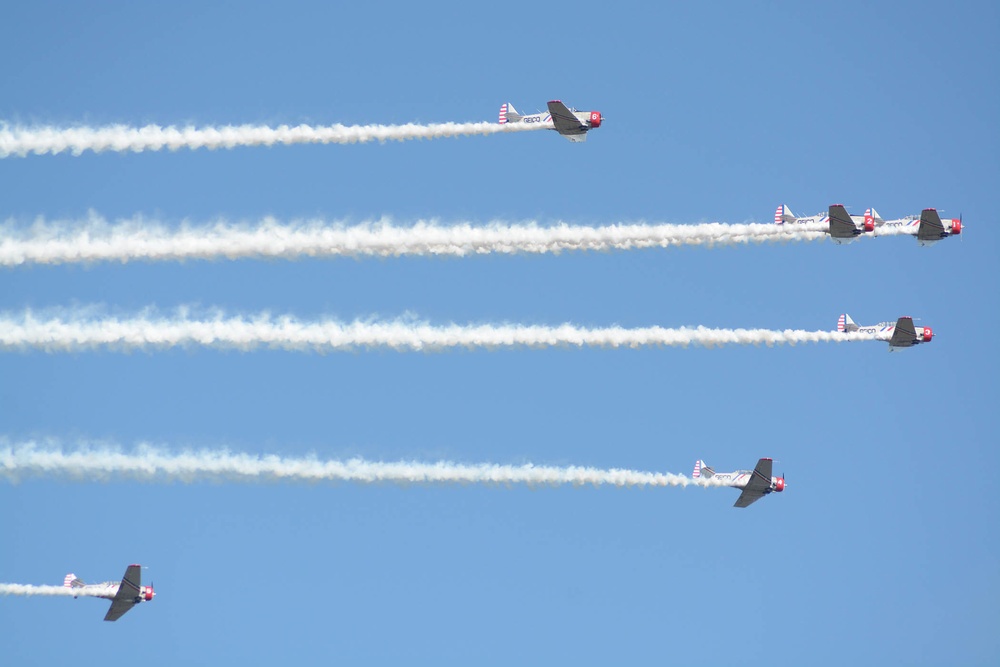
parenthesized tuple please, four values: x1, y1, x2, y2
(693, 457, 785, 508)
(63, 564, 155, 621)
(774, 203, 875, 242)
(498, 100, 603, 142)
(874, 208, 962, 246)
(837, 313, 933, 350)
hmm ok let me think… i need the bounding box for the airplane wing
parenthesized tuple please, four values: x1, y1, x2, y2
(889, 317, 918, 348)
(104, 565, 142, 622)
(828, 205, 859, 238)
(546, 100, 588, 140)
(917, 209, 945, 242)
(734, 458, 773, 508)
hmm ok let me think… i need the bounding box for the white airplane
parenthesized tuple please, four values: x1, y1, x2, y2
(774, 203, 875, 242)
(693, 457, 785, 508)
(874, 208, 963, 246)
(837, 313, 933, 350)
(63, 564, 155, 621)
(498, 100, 603, 142)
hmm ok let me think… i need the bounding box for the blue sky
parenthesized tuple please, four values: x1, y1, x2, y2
(1, 1, 998, 664)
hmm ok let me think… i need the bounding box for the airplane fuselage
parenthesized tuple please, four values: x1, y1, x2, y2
(64, 564, 154, 621)
(72, 580, 154, 604)
(499, 101, 602, 142)
(72, 581, 121, 600)
(707, 470, 753, 488)
(841, 318, 933, 350)
(510, 110, 600, 131)
(710, 470, 783, 493)
(852, 321, 899, 341)
(876, 214, 961, 246)
(515, 111, 554, 128)
(777, 212, 868, 244)
(878, 216, 920, 232)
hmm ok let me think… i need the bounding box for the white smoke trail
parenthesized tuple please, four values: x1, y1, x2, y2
(872, 224, 920, 237)
(0, 214, 830, 267)
(0, 309, 870, 353)
(0, 119, 544, 158)
(0, 441, 725, 489)
(0, 584, 106, 598)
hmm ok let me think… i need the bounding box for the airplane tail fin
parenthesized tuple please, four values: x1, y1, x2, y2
(693, 460, 715, 479)
(498, 103, 522, 124)
(774, 204, 797, 224)
(64, 573, 85, 588)
(837, 314, 858, 333)
(862, 208, 882, 232)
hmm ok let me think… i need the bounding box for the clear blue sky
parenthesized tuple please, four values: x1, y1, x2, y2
(1, 1, 998, 664)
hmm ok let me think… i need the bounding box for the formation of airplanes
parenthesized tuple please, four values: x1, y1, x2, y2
(692, 311, 932, 508)
(63, 564, 154, 621)
(775, 203, 961, 245)
(499, 100, 603, 142)
(27, 101, 966, 624)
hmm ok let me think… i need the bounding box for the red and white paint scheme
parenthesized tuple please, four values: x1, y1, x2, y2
(498, 100, 602, 142)
(774, 203, 875, 243)
(693, 457, 785, 508)
(837, 313, 933, 351)
(63, 564, 155, 621)
(874, 208, 962, 246)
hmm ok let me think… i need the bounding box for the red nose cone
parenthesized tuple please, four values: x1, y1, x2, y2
(951, 219, 962, 235)
(144, 585, 155, 601)
(864, 219, 875, 232)
(923, 327, 933, 342)
(775, 478, 785, 492)
(589, 111, 602, 128)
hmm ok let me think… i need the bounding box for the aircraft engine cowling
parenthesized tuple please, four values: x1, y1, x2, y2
(922, 327, 933, 343)
(951, 219, 962, 235)
(589, 111, 602, 128)
(774, 477, 785, 492)
(863, 218, 875, 232)
(142, 585, 155, 601)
